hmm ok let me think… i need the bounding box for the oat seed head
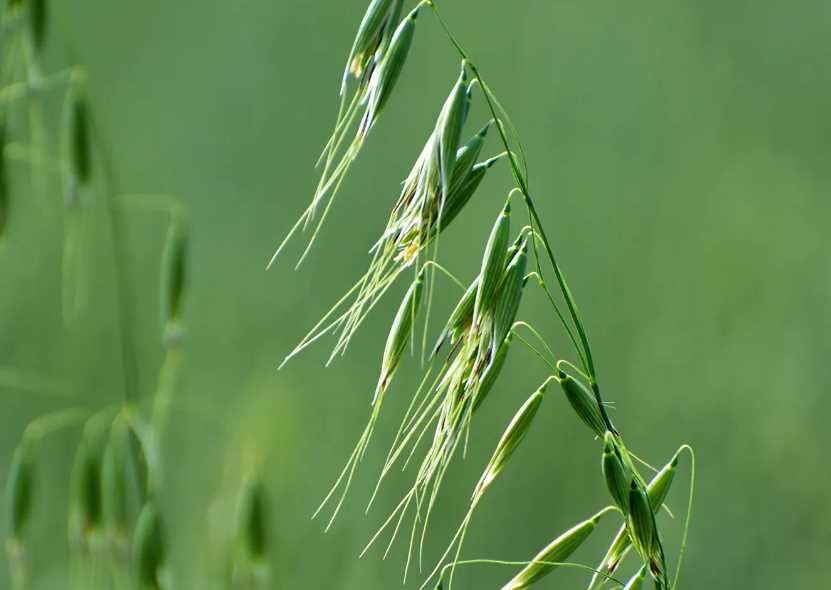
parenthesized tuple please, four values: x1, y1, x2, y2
(282, 3, 694, 587)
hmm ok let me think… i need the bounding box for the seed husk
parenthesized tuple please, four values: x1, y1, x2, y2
(374, 268, 425, 403)
(474, 382, 545, 500)
(435, 63, 468, 205)
(627, 480, 655, 559)
(5, 443, 34, 541)
(501, 508, 610, 589)
(133, 501, 165, 590)
(602, 432, 631, 514)
(647, 447, 682, 511)
(473, 202, 511, 326)
(558, 372, 606, 437)
(492, 240, 527, 348)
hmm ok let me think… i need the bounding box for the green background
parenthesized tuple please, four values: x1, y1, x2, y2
(1, 0, 829, 588)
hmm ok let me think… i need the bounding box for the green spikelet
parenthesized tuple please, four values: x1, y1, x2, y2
(627, 480, 656, 562)
(30, 0, 47, 51)
(239, 478, 269, 560)
(374, 268, 425, 403)
(448, 121, 491, 193)
(492, 240, 528, 348)
(558, 371, 606, 437)
(440, 153, 503, 230)
(69, 96, 92, 185)
(602, 432, 631, 513)
(472, 332, 512, 412)
(69, 434, 103, 543)
(359, 5, 419, 137)
(432, 275, 478, 357)
(5, 443, 34, 542)
(435, 63, 468, 204)
(502, 507, 611, 589)
(473, 202, 511, 325)
(588, 447, 682, 589)
(133, 501, 165, 590)
(474, 382, 545, 501)
(343, 0, 403, 91)
(101, 417, 141, 541)
(161, 216, 188, 346)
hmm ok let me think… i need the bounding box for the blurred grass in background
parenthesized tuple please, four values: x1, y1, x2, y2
(1, 0, 829, 588)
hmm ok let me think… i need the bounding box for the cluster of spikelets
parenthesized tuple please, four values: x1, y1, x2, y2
(279, 60, 504, 368)
(274, 1, 696, 589)
(1, 2, 272, 588)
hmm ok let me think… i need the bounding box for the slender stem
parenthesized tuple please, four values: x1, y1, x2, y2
(672, 445, 696, 589)
(91, 99, 139, 403)
(426, 1, 616, 433)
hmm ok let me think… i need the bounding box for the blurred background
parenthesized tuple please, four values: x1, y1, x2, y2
(1, 0, 829, 588)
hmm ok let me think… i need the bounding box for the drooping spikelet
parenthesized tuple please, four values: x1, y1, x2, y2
(269, 2, 426, 268)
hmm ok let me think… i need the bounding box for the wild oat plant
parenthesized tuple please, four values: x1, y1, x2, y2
(2, 2, 271, 588)
(274, 1, 696, 589)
